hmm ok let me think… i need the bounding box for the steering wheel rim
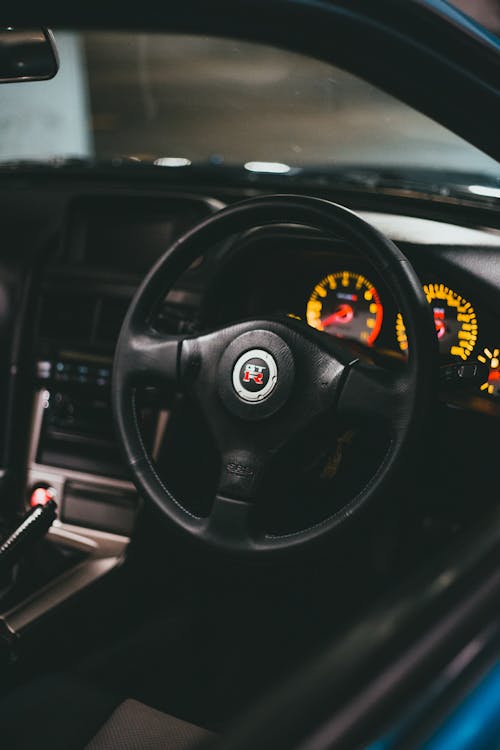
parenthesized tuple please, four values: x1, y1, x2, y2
(112, 195, 437, 556)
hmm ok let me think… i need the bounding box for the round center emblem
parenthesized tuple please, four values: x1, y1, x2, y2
(232, 349, 278, 402)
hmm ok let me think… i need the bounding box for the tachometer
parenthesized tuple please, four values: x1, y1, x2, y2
(306, 271, 383, 346)
(396, 283, 478, 360)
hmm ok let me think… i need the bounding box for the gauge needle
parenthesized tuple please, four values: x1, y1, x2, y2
(433, 309, 447, 339)
(321, 304, 354, 328)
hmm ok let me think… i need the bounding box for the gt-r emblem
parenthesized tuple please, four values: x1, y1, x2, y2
(242, 363, 266, 384)
(232, 349, 278, 403)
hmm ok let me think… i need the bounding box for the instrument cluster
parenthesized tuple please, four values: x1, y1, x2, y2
(206, 234, 499, 407)
(212, 235, 500, 406)
(303, 267, 499, 401)
(305, 271, 481, 359)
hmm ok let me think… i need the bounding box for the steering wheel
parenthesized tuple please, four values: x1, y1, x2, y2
(112, 195, 436, 555)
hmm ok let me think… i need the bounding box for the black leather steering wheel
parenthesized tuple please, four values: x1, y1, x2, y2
(112, 195, 437, 555)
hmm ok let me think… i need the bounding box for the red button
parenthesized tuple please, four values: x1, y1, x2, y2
(30, 486, 56, 508)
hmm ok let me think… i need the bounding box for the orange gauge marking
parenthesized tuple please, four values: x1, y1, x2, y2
(367, 285, 383, 345)
(478, 347, 500, 396)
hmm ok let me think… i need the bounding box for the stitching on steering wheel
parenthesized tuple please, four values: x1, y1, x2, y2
(131, 394, 202, 521)
(264, 439, 394, 540)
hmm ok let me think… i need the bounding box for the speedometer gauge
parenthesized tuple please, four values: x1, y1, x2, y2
(306, 271, 383, 346)
(396, 283, 478, 360)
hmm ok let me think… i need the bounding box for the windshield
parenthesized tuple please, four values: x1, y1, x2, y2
(0, 31, 498, 181)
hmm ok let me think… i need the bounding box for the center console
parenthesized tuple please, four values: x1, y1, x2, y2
(29, 360, 138, 535)
(0, 191, 219, 643)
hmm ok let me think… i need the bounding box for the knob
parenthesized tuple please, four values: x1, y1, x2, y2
(30, 485, 57, 508)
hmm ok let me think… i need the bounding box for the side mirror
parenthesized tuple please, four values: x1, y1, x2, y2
(0, 27, 58, 84)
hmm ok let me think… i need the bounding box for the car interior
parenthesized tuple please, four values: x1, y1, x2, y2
(0, 3, 500, 750)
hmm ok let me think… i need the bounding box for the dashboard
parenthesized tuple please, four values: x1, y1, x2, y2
(0, 171, 500, 543)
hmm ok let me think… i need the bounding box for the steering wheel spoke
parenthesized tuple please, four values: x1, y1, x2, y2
(126, 329, 184, 386)
(201, 443, 274, 548)
(206, 493, 254, 548)
(338, 361, 410, 430)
